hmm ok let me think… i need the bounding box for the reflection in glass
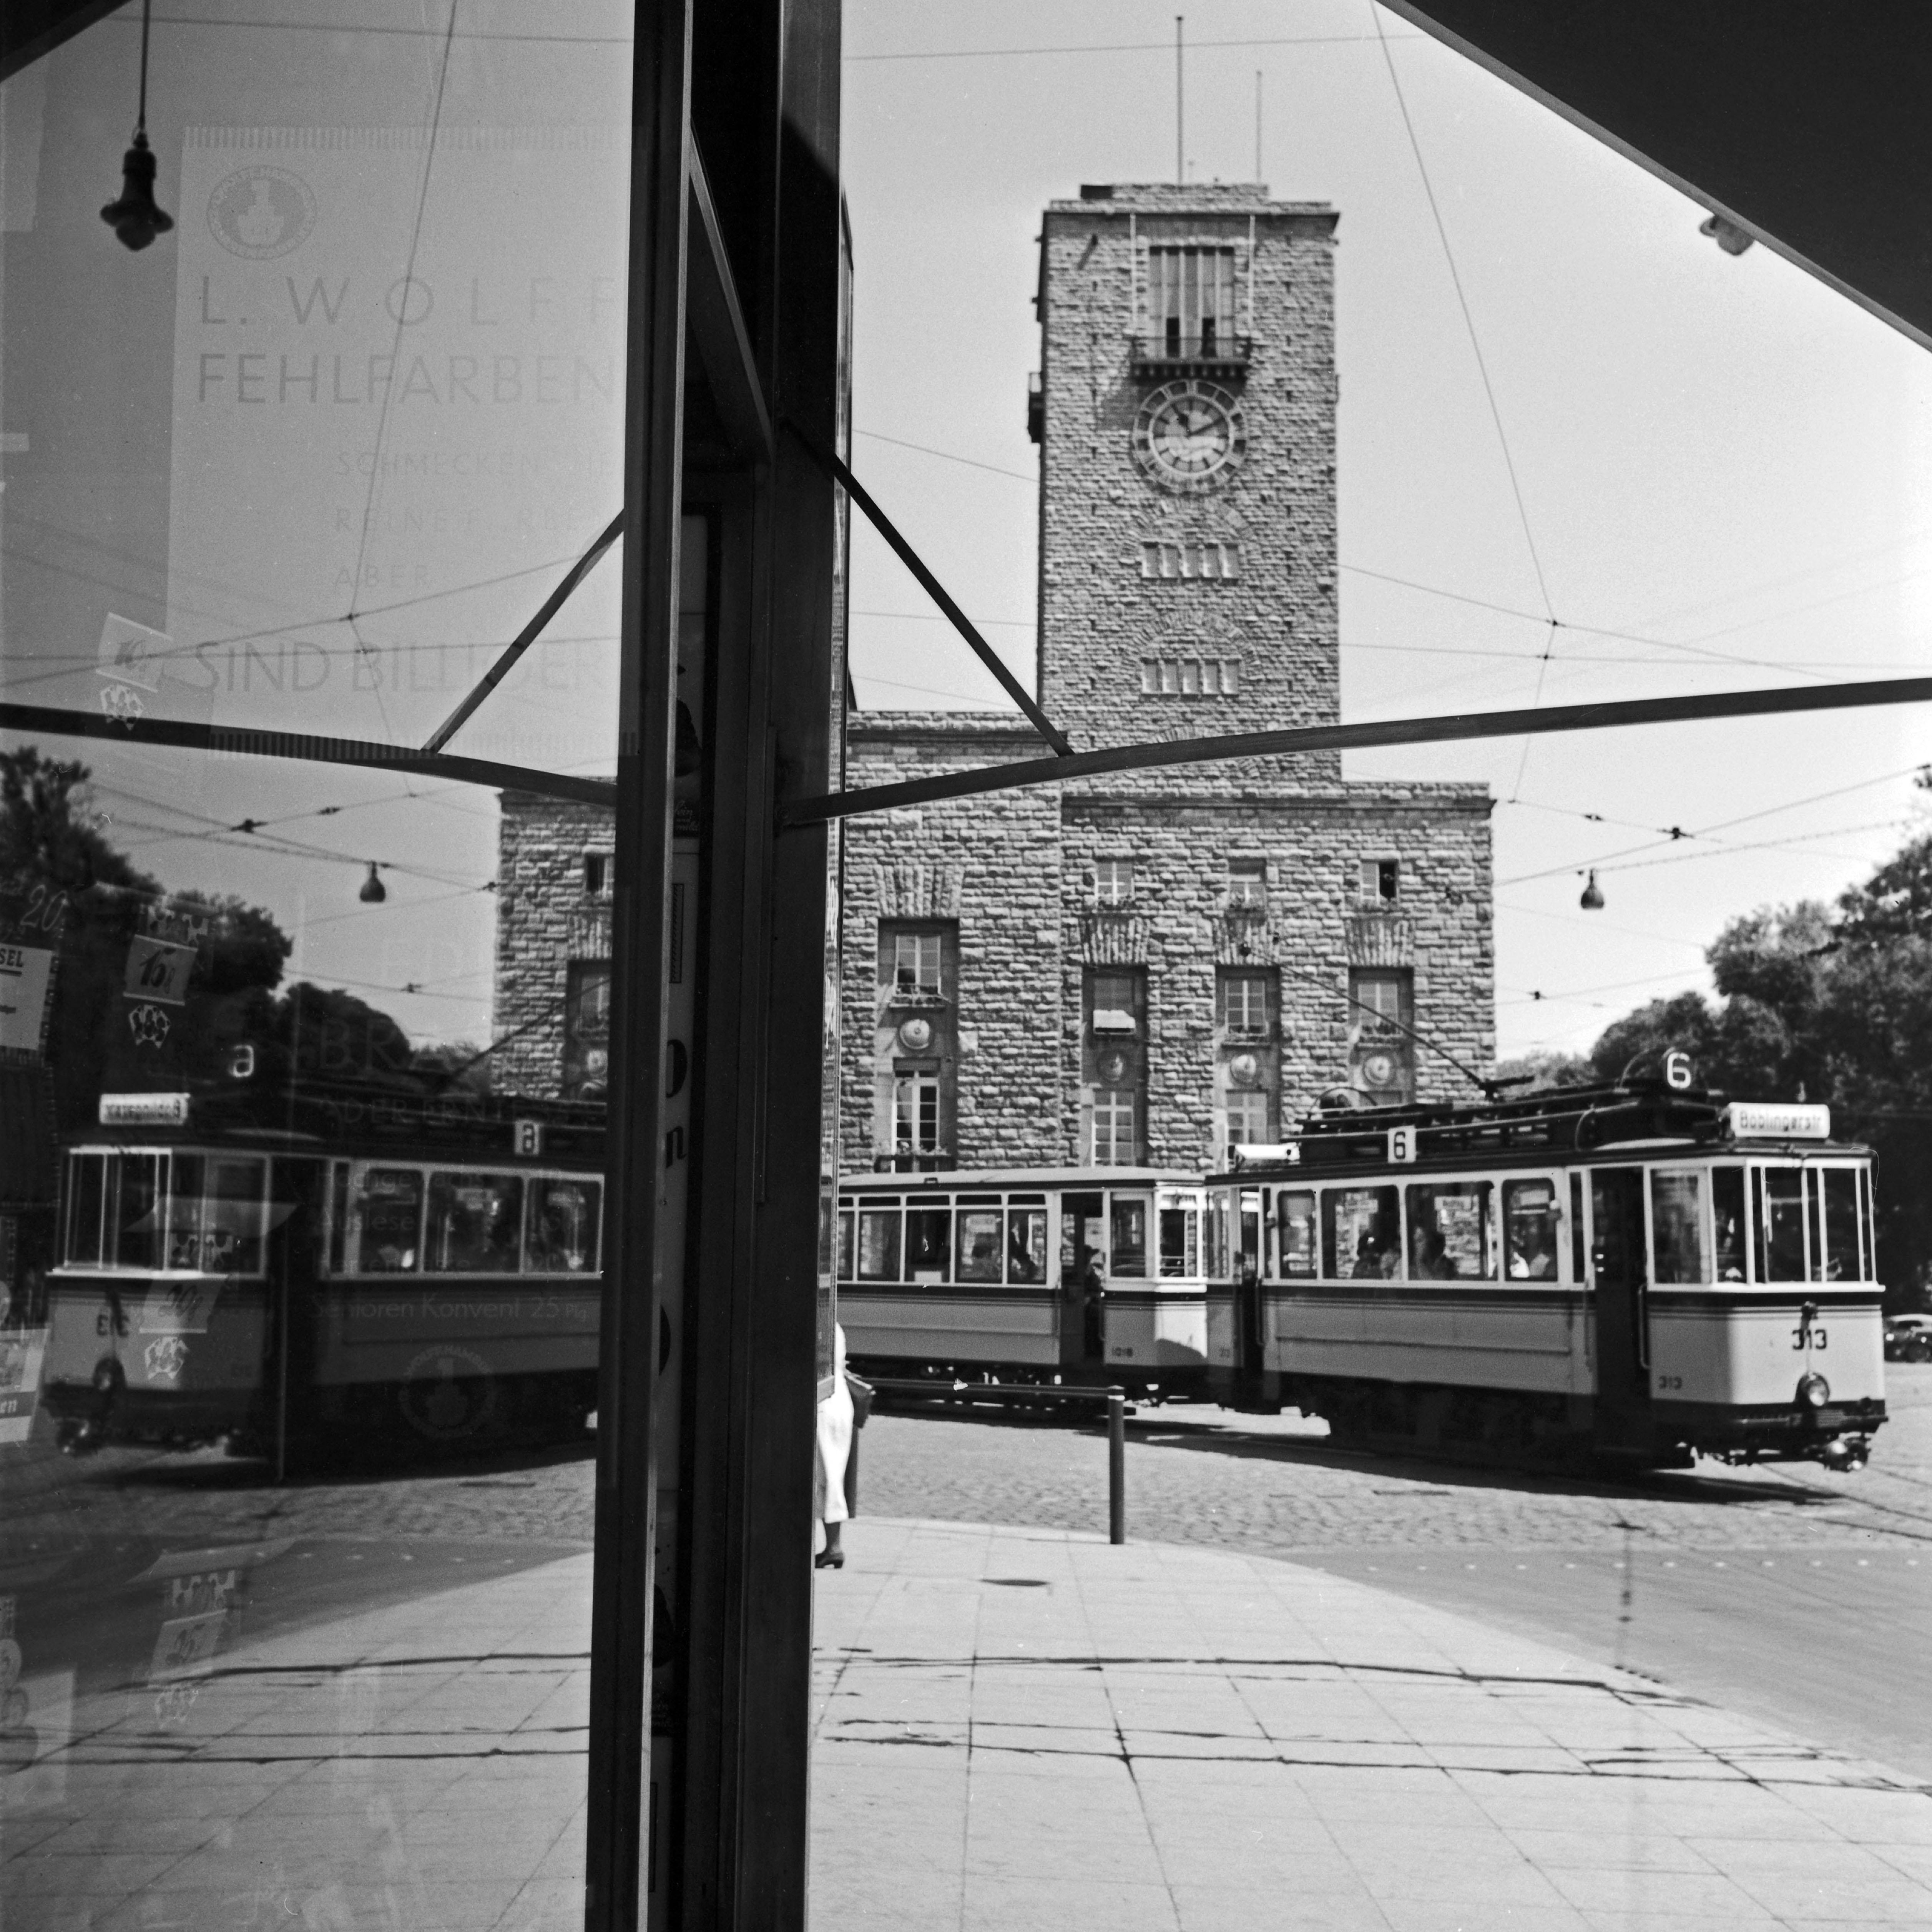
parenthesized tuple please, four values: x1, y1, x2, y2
(1407, 1181, 1495, 1280)
(1650, 1171, 1706, 1284)
(1503, 1179, 1558, 1280)
(1324, 1185, 1400, 1279)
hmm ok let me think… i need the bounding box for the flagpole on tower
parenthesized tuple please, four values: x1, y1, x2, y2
(1175, 17, 1184, 184)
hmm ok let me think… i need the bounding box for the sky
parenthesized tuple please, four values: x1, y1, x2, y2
(838, 0, 1932, 1062)
(11, 0, 1932, 1068)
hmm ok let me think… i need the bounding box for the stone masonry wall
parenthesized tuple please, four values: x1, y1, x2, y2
(493, 790, 612, 1099)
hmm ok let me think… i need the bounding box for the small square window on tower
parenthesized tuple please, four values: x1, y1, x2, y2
(1358, 858, 1400, 907)
(1227, 859, 1268, 912)
(1093, 857, 1135, 905)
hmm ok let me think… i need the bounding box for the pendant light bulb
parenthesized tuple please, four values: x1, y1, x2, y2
(101, 0, 173, 252)
(359, 862, 387, 904)
(1579, 869, 1605, 911)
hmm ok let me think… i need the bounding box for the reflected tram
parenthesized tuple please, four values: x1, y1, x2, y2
(836, 1168, 1211, 1397)
(1207, 1080, 1887, 1468)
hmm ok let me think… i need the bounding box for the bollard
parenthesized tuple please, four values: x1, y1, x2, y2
(1107, 1389, 1125, 1545)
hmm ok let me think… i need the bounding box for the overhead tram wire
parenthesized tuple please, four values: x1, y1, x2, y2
(1368, 5, 1559, 804)
(844, 30, 1426, 63)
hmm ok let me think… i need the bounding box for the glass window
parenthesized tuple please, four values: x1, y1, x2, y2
(1095, 857, 1135, 905)
(1007, 1209, 1048, 1284)
(524, 1179, 602, 1276)
(1092, 1089, 1137, 1165)
(1358, 857, 1400, 905)
(1503, 1180, 1560, 1281)
(1219, 971, 1271, 1034)
(1861, 1166, 1879, 1282)
(838, 1211, 856, 1282)
(1147, 246, 1238, 352)
(894, 1071, 942, 1154)
(1110, 1196, 1149, 1277)
(66, 1153, 106, 1265)
(956, 1208, 1004, 1283)
(425, 1173, 524, 1275)
(354, 1168, 425, 1275)
(1224, 1090, 1271, 1152)
(1323, 1186, 1400, 1279)
(1277, 1189, 1317, 1279)
(1204, 1192, 1232, 1278)
(1711, 1166, 1747, 1281)
(1226, 859, 1268, 910)
(166, 1155, 268, 1275)
(858, 1210, 903, 1282)
(907, 1208, 951, 1281)
(115, 1153, 165, 1271)
(891, 930, 944, 994)
(1822, 1168, 1859, 1281)
(1158, 1204, 1199, 1278)
(1753, 1166, 1807, 1282)
(1804, 1168, 1826, 1283)
(1407, 1181, 1495, 1280)
(1650, 1172, 1706, 1284)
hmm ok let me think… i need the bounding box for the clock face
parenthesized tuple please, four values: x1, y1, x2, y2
(1133, 380, 1246, 493)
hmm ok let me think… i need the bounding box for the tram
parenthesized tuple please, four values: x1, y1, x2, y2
(1207, 1079, 1887, 1468)
(40, 1084, 605, 1462)
(836, 1168, 1211, 1396)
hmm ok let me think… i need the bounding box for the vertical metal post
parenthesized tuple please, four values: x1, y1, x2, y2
(1107, 1389, 1125, 1545)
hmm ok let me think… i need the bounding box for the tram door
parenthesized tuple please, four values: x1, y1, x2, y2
(1234, 1189, 1265, 1375)
(1062, 1192, 1107, 1375)
(1588, 1168, 1652, 1447)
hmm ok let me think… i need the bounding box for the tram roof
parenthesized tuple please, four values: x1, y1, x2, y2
(839, 1166, 1199, 1193)
(1207, 1084, 1869, 1182)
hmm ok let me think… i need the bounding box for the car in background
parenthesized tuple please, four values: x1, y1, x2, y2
(1884, 1314, 1932, 1362)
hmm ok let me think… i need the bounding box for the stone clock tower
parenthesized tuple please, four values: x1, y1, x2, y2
(1036, 184, 1341, 764)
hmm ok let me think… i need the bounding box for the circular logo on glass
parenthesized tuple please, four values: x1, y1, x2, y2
(399, 1345, 498, 1443)
(206, 165, 317, 259)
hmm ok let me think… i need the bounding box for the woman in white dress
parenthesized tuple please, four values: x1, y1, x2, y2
(813, 1323, 854, 1569)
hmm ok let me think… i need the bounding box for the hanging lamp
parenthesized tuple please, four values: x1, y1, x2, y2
(1579, 870, 1605, 911)
(359, 863, 387, 904)
(101, 0, 174, 251)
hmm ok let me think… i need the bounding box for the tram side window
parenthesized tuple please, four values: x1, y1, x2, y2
(1751, 1166, 1807, 1282)
(355, 1168, 425, 1273)
(1205, 1193, 1232, 1279)
(1650, 1171, 1706, 1284)
(857, 1206, 902, 1281)
(425, 1172, 523, 1274)
(1820, 1168, 1859, 1281)
(116, 1153, 165, 1271)
(1277, 1190, 1317, 1278)
(956, 1205, 1003, 1283)
(1324, 1186, 1400, 1279)
(66, 1153, 106, 1264)
(837, 1211, 855, 1282)
(1710, 1166, 1746, 1281)
(1407, 1181, 1495, 1280)
(167, 1156, 269, 1274)
(1503, 1181, 1559, 1280)
(1007, 1208, 1048, 1284)
(1158, 1203, 1199, 1279)
(526, 1178, 601, 1274)
(1111, 1196, 1149, 1277)
(907, 1208, 951, 1282)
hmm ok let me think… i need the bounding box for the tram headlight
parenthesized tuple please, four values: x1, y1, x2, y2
(1797, 1371, 1831, 1410)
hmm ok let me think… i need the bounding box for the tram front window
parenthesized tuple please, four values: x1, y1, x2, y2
(115, 1154, 165, 1272)
(1651, 1171, 1706, 1284)
(1712, 1166, 1747, 1280)
(1822, 1168, 1861, 1279)
(64, 1153, 106, 1265)
(1111, 1196, 1149, 1276)
(1325, 1185, 1400, 1279)
(165, 1155, 269, 1274)
(1753, 1167, 1807, 1281)
(1158, 1204, 1199, 1278)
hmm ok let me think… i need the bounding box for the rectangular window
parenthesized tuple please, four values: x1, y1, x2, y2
(1407, 1180, 1495, 1280)
(582, 851, 612, 897)
(1006, 1207, 1048, 1284)
(1348, 967, 1415, 1103)
(1227, 859, 1268, 911)
(1147, 246, 1238, 354)
(563, 960, 612, 1100)
(1323, 1185, 1400, 1279)
(1651, 1171, 1706, 1285)
(890, 929, 944, 995)
(1140, 541, 1239, 579)
(906, 1207, 951, 1282)
(1503, 1179, 1560, 1281)
(354, 1167, 425, 1274)
(837, 1210, 855, 1282)
(525, 1178, 601, 1275)
(1092, 1088, 1137, 1165)
(1821, 1168, 1859, 1281)
(894, 1071, 942, 1154)
(115, 1153, 164, 1272)
(1094, 857, 1135, 905)
(66, 1153, 106, 1265)
(1711, 1165, 1746, 1281)
(1277, 1189, 1317, 1278)
(1224, 1089, 1272, 1152)
(1753, 1166, 1806, 1282)
(166, 1155, 268, 1275)
(857, 1207, 902, 1281)
(1570, 1172, 1587, 1280)
(955, 1206, 1004, 1283)
(1158, 1202, 1200, 1279)
(1110, 1195, 1149, 1276)
(328, 1161, 349, 1276)
(1860, 1166, 1878, 1281)
(1804, 1168, 1826, 1283)
(1219, 970, 1271, 1035)
(1140, 654, 1242, 694)
(1358, 857, 1400, 906)
(426, 1171, 525, 1274)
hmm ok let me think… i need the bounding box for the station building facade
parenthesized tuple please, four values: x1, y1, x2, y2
(492, 181, 1495, 1169)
